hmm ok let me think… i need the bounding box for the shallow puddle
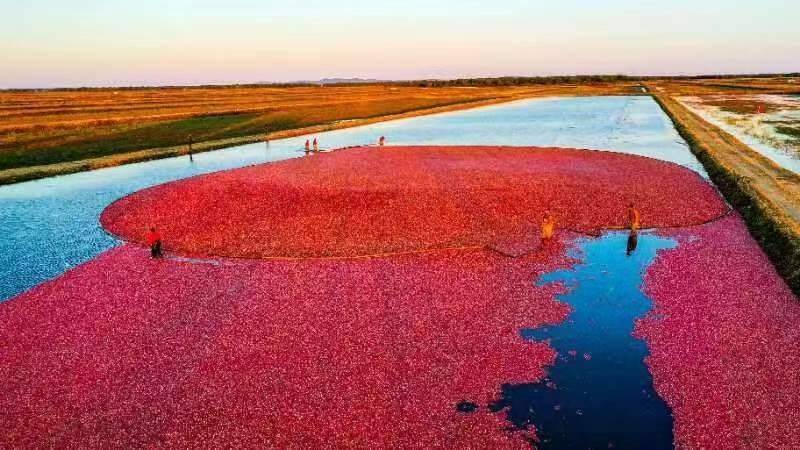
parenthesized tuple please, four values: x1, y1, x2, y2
(491, 231, 676, 449)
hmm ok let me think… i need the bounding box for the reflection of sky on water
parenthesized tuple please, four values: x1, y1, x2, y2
(489, 232, 676, 448)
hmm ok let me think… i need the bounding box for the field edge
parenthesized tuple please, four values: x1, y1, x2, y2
(649, 90, 800, 295)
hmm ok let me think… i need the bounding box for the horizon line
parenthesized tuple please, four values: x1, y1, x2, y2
(3, 71, 799, 92)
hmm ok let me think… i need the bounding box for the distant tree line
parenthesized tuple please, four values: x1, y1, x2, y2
(394, 73, 800, 88)
(393, 75, 636, 87)
(4, 73, 799, 92)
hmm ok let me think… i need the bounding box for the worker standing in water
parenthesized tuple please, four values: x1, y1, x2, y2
(379, 136, 386, 146)
(541, 211, 556, 240)
(146, 227, 163, 258)
(187, 134, 194, 162)
(313, 138, 319, 152)
(627, 203, 641, 231)
(304, 139, 311, 153)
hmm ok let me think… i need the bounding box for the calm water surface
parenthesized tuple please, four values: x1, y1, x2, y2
(0, 95, 698, 301)
(490, 232, 676, 449)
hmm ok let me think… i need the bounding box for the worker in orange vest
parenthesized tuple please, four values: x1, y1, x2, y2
(541, 211, 556, 240)
(627, 203, 641, 231)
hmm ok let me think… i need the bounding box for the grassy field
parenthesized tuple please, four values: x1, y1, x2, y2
(0, 83, 640, 183)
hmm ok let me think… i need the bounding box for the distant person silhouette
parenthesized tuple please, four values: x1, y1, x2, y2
(313, 138, 319, 152)
(379, 136, 386, 146)
(304, 139, 311, 153)
(146, 227, 163, 258)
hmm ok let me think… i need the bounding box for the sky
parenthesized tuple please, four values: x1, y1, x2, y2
(1, 0, 798, 88)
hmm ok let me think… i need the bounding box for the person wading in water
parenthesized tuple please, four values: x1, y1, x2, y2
(379, 136, 386, 146)
(313, 138, 319, 152)
(146, 227, 163, 258)
(305, 139, 311, 153)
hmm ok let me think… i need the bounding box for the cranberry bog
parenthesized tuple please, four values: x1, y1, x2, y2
(1, 97, 798, 448)
(2, 144, 798, 448)
(100, 146, 726, 259)
(0, 95, 707, 303)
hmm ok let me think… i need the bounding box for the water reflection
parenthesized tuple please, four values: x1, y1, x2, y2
(626, 230, 639, 256)
(491, 232, 677, 449)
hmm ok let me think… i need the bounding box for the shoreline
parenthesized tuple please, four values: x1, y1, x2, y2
(0, 93, 571, 186)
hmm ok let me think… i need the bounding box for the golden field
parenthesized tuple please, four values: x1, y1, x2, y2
(648, 76, 800, 97)
(0, 83, 641, 183)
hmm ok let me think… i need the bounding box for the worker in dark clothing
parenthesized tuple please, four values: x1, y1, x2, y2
(146, 227, 163, 258)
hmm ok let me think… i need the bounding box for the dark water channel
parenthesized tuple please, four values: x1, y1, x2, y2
(489, 231, 677, 449)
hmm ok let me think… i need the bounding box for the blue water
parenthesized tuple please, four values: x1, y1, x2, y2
(0, 95, 698, 301)
(488, 231, 677, 448)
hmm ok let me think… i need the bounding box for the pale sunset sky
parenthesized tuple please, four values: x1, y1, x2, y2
(1, 0, 798, 88)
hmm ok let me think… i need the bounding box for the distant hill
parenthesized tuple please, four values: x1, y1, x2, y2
(254, 78, 384, 86)
(318, 78, 384, 84)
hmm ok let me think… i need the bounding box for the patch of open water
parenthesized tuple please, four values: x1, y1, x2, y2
(488, 231, 676, 448)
